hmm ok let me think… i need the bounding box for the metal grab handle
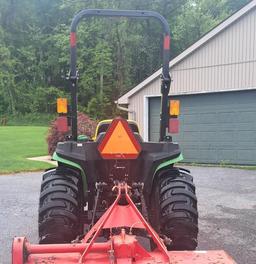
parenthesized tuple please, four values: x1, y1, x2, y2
(69, 9, 171, 141)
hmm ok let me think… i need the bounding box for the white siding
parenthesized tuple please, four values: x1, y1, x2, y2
(128, 7, 256, 137)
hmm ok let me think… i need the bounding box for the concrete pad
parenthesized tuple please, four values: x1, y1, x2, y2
(27, 155, 57, 166)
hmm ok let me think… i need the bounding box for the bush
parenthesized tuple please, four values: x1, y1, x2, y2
(47, 112, 97, 155)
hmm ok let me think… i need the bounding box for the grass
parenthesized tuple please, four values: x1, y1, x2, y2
(0, 126, 52, 174)
(179, 162, 256, 170)
(4, 113, 56, 126)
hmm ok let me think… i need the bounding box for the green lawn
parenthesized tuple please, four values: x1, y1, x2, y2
(0, 126, 52, 174)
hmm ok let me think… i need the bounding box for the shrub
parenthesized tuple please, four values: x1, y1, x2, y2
(47, 112, 97, 155)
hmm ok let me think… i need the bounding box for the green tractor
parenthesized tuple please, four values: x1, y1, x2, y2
(38, 9, 198, 251)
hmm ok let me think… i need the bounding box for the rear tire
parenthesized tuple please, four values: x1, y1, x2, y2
(38, 167, 84, 244)
(150, 167, 198, 250)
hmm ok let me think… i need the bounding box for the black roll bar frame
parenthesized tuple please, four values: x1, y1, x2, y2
(69, 9, 171, 141)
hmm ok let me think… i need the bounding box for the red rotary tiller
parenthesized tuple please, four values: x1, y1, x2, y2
(13, 183, 235, 264)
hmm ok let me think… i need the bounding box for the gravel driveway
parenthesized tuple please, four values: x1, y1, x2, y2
(0, 166, 255, 264)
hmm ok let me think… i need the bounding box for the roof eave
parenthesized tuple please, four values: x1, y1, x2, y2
(117, 0, 256, 103)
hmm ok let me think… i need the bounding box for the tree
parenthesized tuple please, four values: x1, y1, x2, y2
(0, 0, 250, 119)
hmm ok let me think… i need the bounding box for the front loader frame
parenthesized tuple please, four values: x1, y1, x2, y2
(68, 9, 171, 141)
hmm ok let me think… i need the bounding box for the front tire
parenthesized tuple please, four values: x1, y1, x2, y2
(38, 167, 83, 244)
(150, 167, 198, 250)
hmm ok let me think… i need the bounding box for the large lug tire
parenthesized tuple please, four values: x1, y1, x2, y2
(150, 167, 198, 250)
(38, 167, 84, 244)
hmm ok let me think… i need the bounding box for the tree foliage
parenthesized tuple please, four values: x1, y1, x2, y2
(0, 0, 250, 119)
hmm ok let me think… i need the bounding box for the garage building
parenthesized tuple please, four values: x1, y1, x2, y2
(117, 1, 256, 165)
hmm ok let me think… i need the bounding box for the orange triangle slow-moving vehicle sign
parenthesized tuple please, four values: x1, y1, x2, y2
(98, 118, 141, 159)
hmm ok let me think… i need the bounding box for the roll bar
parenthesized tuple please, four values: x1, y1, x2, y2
(69, 9, 171, 141)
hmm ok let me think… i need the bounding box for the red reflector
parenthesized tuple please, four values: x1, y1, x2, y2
(56, 116, 68, 133)
(70, 32, 76, 47)
(168, 118, 179, 134)
(164, 35, 170, 50)
(98, 118, 141, 159)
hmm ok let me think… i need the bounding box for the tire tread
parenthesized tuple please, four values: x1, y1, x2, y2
(38, 167, 83, 244)
(151, 168, 198, 250)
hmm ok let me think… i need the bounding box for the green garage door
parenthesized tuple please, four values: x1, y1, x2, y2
(149, 90, 256, 165)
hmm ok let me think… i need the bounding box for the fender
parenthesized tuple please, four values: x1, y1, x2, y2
(52, 152, 88, 194)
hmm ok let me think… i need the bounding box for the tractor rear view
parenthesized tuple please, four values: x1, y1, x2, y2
(12, 9, 236, 264)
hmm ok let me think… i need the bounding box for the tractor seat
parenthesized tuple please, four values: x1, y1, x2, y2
(96, 132, 143, 144)
(94, 120, 143, 143)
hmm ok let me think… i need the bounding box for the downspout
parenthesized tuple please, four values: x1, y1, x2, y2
(115, 101, 136, 121)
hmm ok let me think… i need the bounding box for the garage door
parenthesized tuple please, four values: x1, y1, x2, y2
(148, 90, 256, 165)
